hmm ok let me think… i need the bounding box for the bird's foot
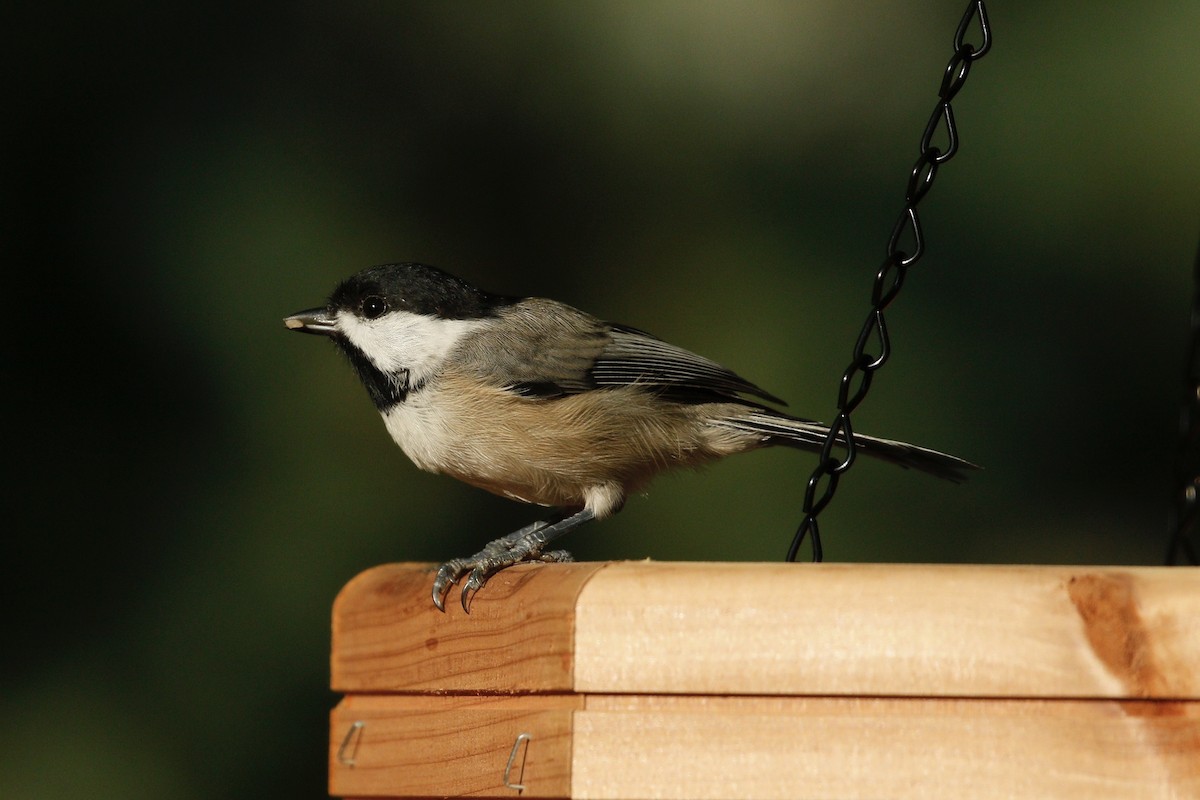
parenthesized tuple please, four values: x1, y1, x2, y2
(432, 522, 573, 612)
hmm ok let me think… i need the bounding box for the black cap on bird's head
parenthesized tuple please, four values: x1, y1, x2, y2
(283, 263, 512, 409)
(307, 260, 508, 328)
(284, 263, 508, 337)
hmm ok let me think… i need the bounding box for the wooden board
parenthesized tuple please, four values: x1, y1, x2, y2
(572, 562, 1200, 697)
(571, 695, 1200, 800)
(330, 694, 1200, 799)
(332, 561, 1200, 698)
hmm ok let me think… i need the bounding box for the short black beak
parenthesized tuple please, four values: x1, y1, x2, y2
(283, 307, 337, 336)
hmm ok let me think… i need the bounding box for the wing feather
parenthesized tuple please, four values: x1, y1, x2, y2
(454, 300, 784, 405)
(594, 324, 784, 404)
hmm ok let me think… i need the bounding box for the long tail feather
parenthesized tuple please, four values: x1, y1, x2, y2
(719, 410, 977, 483)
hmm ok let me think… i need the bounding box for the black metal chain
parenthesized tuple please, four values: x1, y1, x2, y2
(1166, 236, 1200, 566)
(787, 1, 992, 563)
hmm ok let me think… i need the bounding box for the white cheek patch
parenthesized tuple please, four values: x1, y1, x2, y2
(337, 310, 484, 380)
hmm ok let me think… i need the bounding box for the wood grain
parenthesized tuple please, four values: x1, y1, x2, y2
(571, 695, 1200, 800)
(331, 561, 606, 692)
(330, 694, 579, 798)
(572, 562, 1200, 698)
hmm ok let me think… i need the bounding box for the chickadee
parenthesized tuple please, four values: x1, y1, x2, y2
(285, 262, 974, 611)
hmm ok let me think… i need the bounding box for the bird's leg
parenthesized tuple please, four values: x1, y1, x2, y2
(432, 508, 596, 612)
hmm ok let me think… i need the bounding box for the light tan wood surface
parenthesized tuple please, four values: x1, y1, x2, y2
(571, 562, 1200, 697)
(572, 695, 1200, 800)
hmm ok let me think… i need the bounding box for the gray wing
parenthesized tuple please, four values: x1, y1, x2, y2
(458, 298, 783, 404)
(594, 324, 785, 405)
(454, 298, 609, 394)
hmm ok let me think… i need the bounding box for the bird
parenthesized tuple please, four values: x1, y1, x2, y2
(284, 262, 974, 611)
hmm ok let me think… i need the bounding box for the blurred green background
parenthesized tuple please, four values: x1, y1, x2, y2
(5, 1, 1198, 797)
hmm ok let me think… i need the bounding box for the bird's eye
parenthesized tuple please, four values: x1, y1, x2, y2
(361, 296, 387, 319)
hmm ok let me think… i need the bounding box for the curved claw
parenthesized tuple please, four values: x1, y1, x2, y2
(432, 562, 465, 613)
(460, 568, 489, 613)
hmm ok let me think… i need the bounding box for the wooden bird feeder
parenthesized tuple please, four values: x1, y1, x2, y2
(328, 561, 1200, 799)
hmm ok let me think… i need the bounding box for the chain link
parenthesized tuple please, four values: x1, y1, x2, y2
(787, 1, 991, 563)
(1167, 237, 1200, 566)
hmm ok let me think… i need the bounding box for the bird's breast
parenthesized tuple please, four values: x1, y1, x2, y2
(378, 373, 758, 509)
